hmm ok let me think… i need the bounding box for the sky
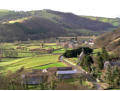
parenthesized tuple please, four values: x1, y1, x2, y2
(1, 0, 120, 18)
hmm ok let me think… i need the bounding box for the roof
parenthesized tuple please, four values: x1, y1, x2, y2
(47, 67, 57, 72)
(110, 61, 120, 66)
(57, 67, 73, 71)
(104, 61, 120, 67)
(56, 70, 77, 75)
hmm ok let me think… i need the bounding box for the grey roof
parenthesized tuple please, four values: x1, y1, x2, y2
(56, 70, 77, 75)
(110, 61, 120, 66)
(104, 61, 120, 68)
(57, 67, 72, 71)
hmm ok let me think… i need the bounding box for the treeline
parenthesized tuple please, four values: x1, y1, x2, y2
(63, 47, 93, 58)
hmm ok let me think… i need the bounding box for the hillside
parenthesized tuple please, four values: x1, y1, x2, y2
(95, 29, 120, 54)
(82, 16, 120, 27)
(0, 17, 70, 42)
(0, 9, 117, 42)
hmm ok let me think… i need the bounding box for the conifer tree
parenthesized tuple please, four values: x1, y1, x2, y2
(101, 47, 109, 62)
(97, 52, 104, 70)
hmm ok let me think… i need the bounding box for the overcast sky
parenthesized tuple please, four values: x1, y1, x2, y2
(1, 0, 120, 18)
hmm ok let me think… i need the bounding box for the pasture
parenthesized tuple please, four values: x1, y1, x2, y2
(0, 55, 67, 73)
(0, 42, 66, 58)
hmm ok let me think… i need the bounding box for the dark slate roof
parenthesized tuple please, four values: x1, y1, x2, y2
(110, 61, 120, 66)
(104, 61, 120, 68)
(56, 70, 77, 75)
(57, 67, 73, 71)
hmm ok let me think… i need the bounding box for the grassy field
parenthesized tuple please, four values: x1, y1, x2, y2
(93, 48, 102, 53)
(0, 55, 67, 73)
(65, 58, 78, 64)
(32, 62, 66, 69)
(0, 42, 68, 74)
(53, 48, 66, 54)
(0, 42, 65, 59)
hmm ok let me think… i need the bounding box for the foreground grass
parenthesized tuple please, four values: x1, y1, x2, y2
(0, 55, 67, 73)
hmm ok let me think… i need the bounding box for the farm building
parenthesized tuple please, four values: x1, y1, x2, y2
(22, 67, 79, 84)
(21, 69, 48, 85)
(57, 67, 73, 71)
(58, 39, 79, 49)
(56, 70, 77, 79)
(56, 67, 78, 79)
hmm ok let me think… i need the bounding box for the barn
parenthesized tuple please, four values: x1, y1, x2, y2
(21, 69, 48, 85)
(56, 70, 77, 79)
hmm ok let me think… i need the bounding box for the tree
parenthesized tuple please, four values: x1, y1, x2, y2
(91, 65, 101, 79)
(101, 47, 109, 62)
(104, 65, 113, 87)
(103, 66, 120, 88)
(0, 49, 3, 61)
(63, 47, 93, 58)
(96, 52, 104, 70)
(41, 43, 44, 48)
(80, 55, 94, 72)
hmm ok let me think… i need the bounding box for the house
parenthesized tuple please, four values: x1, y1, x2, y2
(84, 39, 94, 47)
(104, 61, 120, 69)
(58, 56, 64, 62)
(60, 40, 78, 49)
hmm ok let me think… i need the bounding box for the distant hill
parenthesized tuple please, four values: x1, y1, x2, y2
(82, 16, 120, 27)
(95, 29, 120, 53)
(0, 9, 117, 42)
(0, 17, 70, 42)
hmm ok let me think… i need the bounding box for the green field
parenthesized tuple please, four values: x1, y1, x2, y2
(93, 48, 102, 53)
(53, 48, 66, 54)
(0, 42, 68, 74)
(32, 62, 66, 69)
(0, 55, 67, 73)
